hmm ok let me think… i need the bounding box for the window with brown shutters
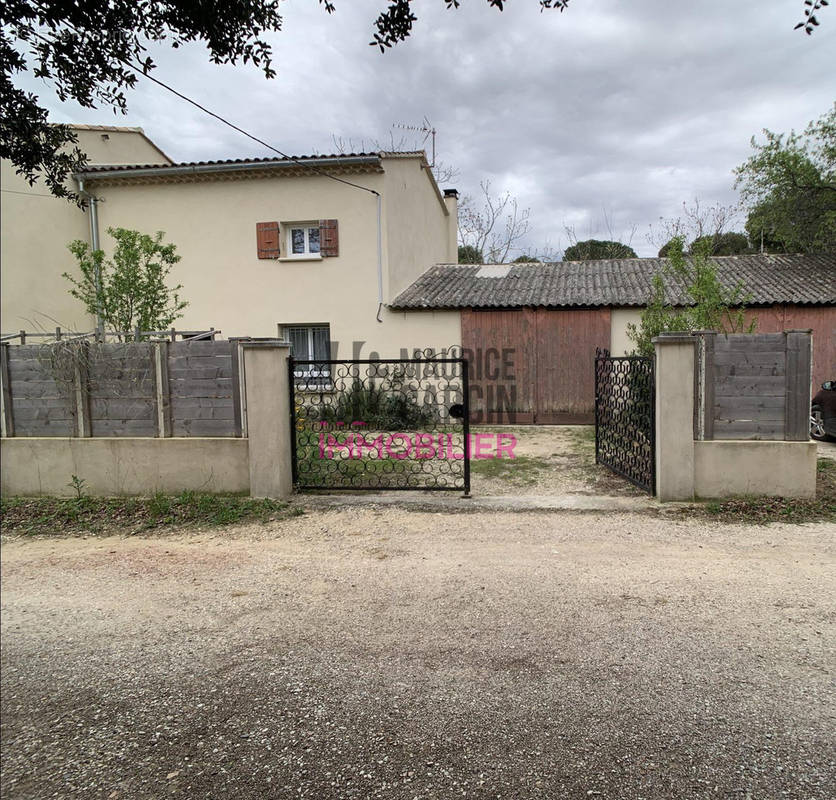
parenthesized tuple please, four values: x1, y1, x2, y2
(256, 221, 280, 259)
(319, 219, 339, 257)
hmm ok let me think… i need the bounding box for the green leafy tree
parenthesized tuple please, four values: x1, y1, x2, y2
(689, 232, 751, 255)
(735, 105, 836, 253)
(64, 227, 187, 336)
(563, 239, 637, 261)
(458, 245, 484, 264)
(512, 254, 541, 263)
(627, 237, 755, 357)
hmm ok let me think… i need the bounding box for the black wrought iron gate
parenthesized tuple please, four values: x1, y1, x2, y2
(594, 349, 656, 494)
(289, 357, 470, 492)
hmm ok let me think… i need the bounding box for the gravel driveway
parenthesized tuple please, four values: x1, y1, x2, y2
(2, 509, 834, 799)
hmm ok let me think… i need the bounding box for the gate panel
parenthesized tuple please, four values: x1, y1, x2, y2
(594, 350, 655, 494)
(290, 358, 469, 492)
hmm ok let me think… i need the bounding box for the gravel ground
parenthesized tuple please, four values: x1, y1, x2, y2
(2, 508, 835, 799)
(470, 426, 642, 496)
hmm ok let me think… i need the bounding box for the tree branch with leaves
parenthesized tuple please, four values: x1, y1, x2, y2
(627, 237, 755, 357)
(64, 227, 188, 338)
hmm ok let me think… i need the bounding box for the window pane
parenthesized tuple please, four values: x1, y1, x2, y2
(308, 227, 321, 253)
(311, 326, 330, 360)
(287, 327, 311, 359)
(291, 228, 305, 254)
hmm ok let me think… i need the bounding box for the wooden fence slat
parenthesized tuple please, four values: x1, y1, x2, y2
(703, 333, 715, 441)
(785, 330, 812, 441)
(153, 341, 172, 438)
(74, 341, 92, 438)
(1, 344, 13, 437)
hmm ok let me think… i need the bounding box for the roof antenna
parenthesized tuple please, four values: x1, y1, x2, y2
(394, 117, 436, 167)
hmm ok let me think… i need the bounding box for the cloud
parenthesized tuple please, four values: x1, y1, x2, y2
(13, 0, 835, 256)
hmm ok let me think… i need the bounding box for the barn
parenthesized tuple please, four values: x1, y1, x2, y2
(391, 254, 836, 424)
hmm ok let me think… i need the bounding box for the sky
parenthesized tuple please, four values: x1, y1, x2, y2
(21, 0, 836, 258)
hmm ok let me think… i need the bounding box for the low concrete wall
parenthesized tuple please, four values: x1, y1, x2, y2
(0, 438, 249, 497)
(694, 440, 817, 499)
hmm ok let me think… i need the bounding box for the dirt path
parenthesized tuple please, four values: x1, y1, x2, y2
(470, 425, 643, 496)
(2, 509, 834, 799)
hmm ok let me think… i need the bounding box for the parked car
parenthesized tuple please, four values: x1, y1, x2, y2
(811, 380, 836, 441)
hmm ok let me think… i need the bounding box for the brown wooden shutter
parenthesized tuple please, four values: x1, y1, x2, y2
(256, 221, 280, 259)
(319, 219, 339, 257)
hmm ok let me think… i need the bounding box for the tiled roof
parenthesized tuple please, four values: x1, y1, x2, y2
(78, 151, 425, 175)
(390, 254, 836, 309)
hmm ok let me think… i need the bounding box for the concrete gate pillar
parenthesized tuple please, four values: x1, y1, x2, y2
(242, 340, 293, 499)
(653, 333, 697, 501)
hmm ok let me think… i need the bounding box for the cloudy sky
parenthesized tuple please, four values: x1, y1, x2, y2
(28, 0, 836, 257)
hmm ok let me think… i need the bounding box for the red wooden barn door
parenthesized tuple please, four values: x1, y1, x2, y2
(535, 308, 611, 423)
(461, 309, 536, 423)
(460, 307, 611, 424)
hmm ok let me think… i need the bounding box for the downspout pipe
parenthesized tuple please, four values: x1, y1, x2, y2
(76, 178, 103, 329)
(375, 191, 383, 323)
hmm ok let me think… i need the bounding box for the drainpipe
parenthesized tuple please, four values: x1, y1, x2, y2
(375, 191, 384, 323)
(77, 178, 103, 329)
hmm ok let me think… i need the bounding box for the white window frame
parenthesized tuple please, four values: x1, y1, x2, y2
(283, 222, 322, 260)
(283, 324, 331, 385)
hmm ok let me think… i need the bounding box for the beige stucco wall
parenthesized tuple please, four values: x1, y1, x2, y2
(610, 308, 643, 356)
(383, 157, 455, 298)
(694, 440, 817, 499)
(1, 127, 171, 333)
(71, 126, 170, 166)
(80, 163, 461, 356)
(0, 437, 249, 496)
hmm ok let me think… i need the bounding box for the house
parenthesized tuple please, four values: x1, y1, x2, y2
(3, 126, 834, 427)
(0, 125, 459, 361)
(390, 256, 836, 423)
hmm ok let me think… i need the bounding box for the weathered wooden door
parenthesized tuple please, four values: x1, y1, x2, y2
(461, 307, 611, 424)
(461, 309, 536, 423)
(535, 309, 612, 423)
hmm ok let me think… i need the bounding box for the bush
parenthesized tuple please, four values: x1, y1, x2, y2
(323, 376, 437, 430)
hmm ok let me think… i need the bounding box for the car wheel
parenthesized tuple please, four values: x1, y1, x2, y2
(810, 406, 828, 441)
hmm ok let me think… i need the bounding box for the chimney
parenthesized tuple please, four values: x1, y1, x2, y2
(443, 189, 459, 263)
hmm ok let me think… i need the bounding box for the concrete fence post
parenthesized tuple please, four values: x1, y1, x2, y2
(242, 340, 293, 499)
(653, 333, 697, 501)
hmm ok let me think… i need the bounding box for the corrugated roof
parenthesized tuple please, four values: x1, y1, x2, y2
(79, 151, 426, 175)
(390, 254, 836, 309)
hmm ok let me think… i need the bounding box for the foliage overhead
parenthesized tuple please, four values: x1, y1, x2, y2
(627, 237, 755, 358)
(735, 105, 836, 254)
(1, 0, 284, 203)
(3, 1, 824, 203)
(64, 227, 188, 336)
(458, 245, 485, 264)
(563, 239, 637, 261)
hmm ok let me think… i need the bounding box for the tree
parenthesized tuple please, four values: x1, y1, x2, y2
(688, 232, 751, 256)
(735, 106, 836, 254)
(512, 254, 541, 263)
(627, 237, 755, 357)
(650, 199, 742, 257)
(458, 181, 530, 264)
(563, 239, 637, 261)
(458, 245, 484, 264)
(2, 0, 285, 203)
(64, 227, 188, 336)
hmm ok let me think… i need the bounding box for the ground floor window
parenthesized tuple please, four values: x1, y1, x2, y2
(284, 324, 331, 385)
